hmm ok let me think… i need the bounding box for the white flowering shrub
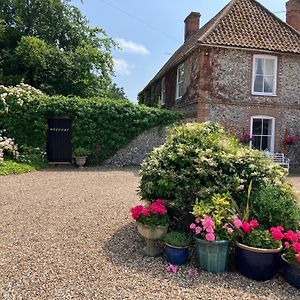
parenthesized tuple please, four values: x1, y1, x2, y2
(0, 83, 43, 113)
(139, 122, 293, 229)
(0, 129, 19, 163)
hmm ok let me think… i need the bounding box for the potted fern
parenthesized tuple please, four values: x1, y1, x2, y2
(164, 231, 191, 265)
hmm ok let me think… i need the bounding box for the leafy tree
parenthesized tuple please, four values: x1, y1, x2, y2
(107, 83, 128, 100)
(0, 0, 116, 97)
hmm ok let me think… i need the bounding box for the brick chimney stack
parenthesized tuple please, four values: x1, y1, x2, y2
(184, 12, 201, 42)
(286, 0, 300, 32)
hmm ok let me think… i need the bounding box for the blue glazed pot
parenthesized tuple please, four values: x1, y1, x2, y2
(282, 255, 300, 289)
(194, 238, 231, 273)
(235, 241, 282, 281)
(164, 244, 189, 265)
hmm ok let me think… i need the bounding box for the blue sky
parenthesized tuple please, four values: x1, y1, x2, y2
(72, 0, 287, 102)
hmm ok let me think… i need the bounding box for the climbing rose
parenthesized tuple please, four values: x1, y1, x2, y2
(206, 233, 215, 241)
(241, 222, 252, 233)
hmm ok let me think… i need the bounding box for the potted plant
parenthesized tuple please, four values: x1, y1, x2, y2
(190, 193, 237, 273)
(73, 147, 89, 168)
(130, 199, 169, 257)
(279, 228, 300, 289)
(234, 220, 283, 281)
(164, 231, 191, 265)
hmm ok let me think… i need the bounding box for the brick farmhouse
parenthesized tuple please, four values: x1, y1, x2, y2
(139, 0, 300, 166)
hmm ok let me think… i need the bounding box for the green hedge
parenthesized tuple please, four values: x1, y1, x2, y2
(0, 84, 181, 164)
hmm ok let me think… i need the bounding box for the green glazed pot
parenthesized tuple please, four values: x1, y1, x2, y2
(194, 237, 231, 273)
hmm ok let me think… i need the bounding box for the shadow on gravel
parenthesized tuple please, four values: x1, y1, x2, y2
(103, 223, 300, 298)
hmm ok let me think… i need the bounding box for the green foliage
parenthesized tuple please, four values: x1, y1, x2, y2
(241, 229, 282, 249)
(139, 122, 290, 227)
(164, 231, 191, 247)
(107, 83, 128, 100)
(0, 84, 181, 164)
(250, 183, 300, 231)
(18, 146, 48, 170)
(137, 213, 169, 227)
(0, 0, 115, 97)
(192, 193, 237, 240)
(0, 159, 35, 175)
(73, 147, 90, 157)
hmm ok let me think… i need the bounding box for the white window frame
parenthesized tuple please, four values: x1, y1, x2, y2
(176, 64, 184, 100)
(160, 77, 166, 106)
(250, 115, 275, 154)
(252, 55, 277, 96)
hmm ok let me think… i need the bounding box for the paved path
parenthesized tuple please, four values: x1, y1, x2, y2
(0, 168, 299, 299)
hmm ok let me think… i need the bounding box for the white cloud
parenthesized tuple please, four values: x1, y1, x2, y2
(113, 58, 133, 76)
(116, 38, 150, 55)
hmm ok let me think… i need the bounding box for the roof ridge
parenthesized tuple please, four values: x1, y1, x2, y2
(198, 0, 239, 43)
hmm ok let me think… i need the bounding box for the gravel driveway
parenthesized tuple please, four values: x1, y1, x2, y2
(0, 167, 300, 300)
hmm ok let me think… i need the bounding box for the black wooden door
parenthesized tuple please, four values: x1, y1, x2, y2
(47, 118, 72, 163)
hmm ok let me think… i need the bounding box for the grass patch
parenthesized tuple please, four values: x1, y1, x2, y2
(0, 159, 37, 175)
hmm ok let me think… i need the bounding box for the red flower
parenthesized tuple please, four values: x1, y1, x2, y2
(271, 228, 284, 241)
(250, 220, 259, 228)
(130, 205, 144, 220)
(297, 255, 300, 264)
(285, 230, 298, 242)
(292, 242, 300, 254)
(150, 199, 167, 215)
(241, 222, 252, 233)
(141, 208, 151, 217)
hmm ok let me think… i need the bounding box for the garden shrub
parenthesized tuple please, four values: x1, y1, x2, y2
(250, 183, 300, 230)
(0, 84, 181, 164)
(139, 122, 293, 229)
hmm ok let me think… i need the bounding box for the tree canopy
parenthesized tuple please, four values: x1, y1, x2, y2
(0, 0, 118, 97)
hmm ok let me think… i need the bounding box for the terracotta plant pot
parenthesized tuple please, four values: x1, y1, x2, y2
(74, 156, 87, 168)
(136, 222, 168, 257)
(235, 241, 283, 281)
(195, 237, 231, 273)
(281, 254, 300, 289)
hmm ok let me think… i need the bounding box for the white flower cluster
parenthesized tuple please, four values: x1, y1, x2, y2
(0, 83, 43, 113)
(0, 129, 19, 163)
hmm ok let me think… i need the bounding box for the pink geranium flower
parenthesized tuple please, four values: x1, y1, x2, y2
(166, 264, 178, 273)
(233, 218, 243, 229)
(292, 242, 300, 254)
(241, 222, 252, 233)
(227, 227, 234, 234)
(203, 216, 214, 229)
(250, 220, 259, 228)
(149, 200, 167, 215)
(190, 223, 196, 230)
(206, 233, 215, 241)
(130, 205, 144, 220)
(195, 226, 202, 235)
(285, 230, 298, 242)
(271, 228, 284, 241)
(141, 208, 151, 217)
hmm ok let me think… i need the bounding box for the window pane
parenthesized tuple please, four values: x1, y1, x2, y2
(253, 119, 262, 135)
(178, 66, 184, 82)
(254, 75, 264, 92)
(264, 76, 274, 93)
(262, 119, 272, 135)
(265, 59, 275, 76)
(178, 82, 183, 98)
(255, 58, 264, 75)
(261, 136, 271, 151)
(252, 136, 262, 150)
